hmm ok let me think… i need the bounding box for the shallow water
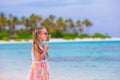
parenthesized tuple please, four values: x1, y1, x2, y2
(0, 41, 120, 80)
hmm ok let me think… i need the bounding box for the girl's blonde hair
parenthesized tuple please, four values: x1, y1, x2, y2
(32, 26, 49, 57)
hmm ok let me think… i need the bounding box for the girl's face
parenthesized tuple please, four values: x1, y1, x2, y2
(38, 28, 48, 42)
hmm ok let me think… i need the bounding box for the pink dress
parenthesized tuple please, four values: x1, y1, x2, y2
(25, 45, 50, 80)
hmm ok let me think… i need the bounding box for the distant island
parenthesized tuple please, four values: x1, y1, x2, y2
(0, 13, 110, 41)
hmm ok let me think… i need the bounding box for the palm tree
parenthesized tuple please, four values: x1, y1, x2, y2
(82, 19, 92, 34)
(42, 18, 51, 30)
(13, 16, 19, 30)
(0, 13, 7, 32)
(76, 20, 83, 34)
(36, 15, 42, 27)
(24, 19, 31, 30)
(65, 19, 74, 33)
(29, 14, 39, 30)
(21, 16, 34, 31)
(56, 17, 66, 31)
(7, 14, 19, 38)
(49, 15, 55, 27)
(42, 15, 55, 30)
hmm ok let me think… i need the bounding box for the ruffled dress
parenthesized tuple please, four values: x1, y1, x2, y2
(25, 45, 50, 80)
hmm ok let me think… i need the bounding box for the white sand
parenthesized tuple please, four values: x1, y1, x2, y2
(0, 38, 120, 44)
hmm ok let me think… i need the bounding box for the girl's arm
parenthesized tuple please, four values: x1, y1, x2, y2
(33, 45, 47, 61)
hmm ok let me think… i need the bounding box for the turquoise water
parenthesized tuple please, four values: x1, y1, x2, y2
(0, 41, 120, 80)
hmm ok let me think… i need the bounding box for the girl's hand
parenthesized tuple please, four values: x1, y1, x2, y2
(44, 44, 49, 52)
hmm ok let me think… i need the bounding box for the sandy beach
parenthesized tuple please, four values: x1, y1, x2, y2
(0, 38, 120, 44)
(49, 38, 120, 42)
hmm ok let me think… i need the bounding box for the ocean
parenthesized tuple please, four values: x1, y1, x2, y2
(0, 41, 120, 80)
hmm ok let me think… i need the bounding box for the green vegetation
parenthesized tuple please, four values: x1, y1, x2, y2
(0, 13, 110, 41)
(92, 33, 110, 39)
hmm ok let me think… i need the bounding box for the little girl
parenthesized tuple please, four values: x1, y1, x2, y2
(25, 26, 50, 80)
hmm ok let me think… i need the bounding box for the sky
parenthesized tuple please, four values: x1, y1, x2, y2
(0, 0, 120, 37)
